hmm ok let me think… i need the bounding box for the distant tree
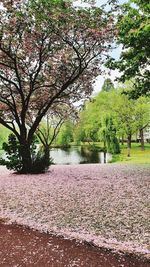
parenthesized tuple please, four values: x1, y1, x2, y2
(75, 100, 101, 143)
(112, 92, 150, 156)
(113, 95, 137, 157)
(76, 86, 150, 157)
(74, 123, 86, 144)
(36, 115, 64, 164)
(98, 115, 120, 154)
(135, 97, 150, 150)
(101, 78, 114, 92)
(35, 104, 74, 163)
(58, 120, 74, 146)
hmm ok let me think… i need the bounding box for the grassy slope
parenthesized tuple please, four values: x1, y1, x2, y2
(111, 143, 150, 164)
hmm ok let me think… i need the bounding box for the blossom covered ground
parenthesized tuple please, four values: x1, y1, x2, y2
(0, 164, 149, 259)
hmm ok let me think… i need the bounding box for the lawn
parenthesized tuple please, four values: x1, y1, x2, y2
(77, 142, 150, 164)
(112, 143, 150, 164)
(0, 164, 149, 258)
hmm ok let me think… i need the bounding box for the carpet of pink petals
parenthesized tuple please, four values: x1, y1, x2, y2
(0, 164, 149, 258)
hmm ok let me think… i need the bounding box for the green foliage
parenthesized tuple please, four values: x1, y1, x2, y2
(74, 90, 116, 144)
(99, 115, 120, 154)
(0, 134, 22, 172)
(107, 0, 150, 97)
(57, 120, 73, 146)
(0, 125, 10, 148)
(0, 134, 52, 173)
(75, 85, 150, 155)
(37, 121, 54, 146)
(31, 148, 53, 174)
(134, 96, 150, 130)
(73, 124, 86, 145)
(101, 78, 114, 92)
(113, 93, 137, 137)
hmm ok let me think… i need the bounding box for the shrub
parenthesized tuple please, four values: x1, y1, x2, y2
(0, 134, 22, 172)
(0, 134, 53, 173)
(31, 148, 53, 174)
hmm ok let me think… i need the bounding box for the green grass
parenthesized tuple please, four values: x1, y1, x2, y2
(111, 143, 150, 164)
(72, 141, 150, 164)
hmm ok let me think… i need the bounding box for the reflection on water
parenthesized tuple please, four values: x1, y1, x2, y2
(50, 146, 112, 165)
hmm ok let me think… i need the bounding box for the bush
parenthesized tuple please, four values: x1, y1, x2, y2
(0, 134, 53, 173)
(31, 148, 53, 174)
(0, 134, 22, 172)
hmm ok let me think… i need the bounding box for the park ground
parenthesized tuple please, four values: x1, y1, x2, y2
(0, 163, 150, 266)
(0, 221, 149, 267)
(111, 143, 150, 164)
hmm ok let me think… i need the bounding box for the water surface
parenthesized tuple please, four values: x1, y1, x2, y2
(50, 146, 112, 165)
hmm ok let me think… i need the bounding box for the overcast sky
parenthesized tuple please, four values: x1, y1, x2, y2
(75, 0, 126, 7)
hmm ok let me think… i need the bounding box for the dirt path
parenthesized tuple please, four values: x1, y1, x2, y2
(0, 223, 149, 267)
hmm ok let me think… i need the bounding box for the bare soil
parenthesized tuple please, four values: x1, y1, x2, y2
(0, 222, 150, 267)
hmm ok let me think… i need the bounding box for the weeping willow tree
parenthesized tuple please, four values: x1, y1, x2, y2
(99, 115, 120, 154)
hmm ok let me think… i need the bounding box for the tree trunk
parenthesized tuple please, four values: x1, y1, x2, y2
(127, 134, 131, 157)
(104, 151, 106, 163)
(44, 145, 50, 167)
(104, 139, 106, 152)
(19, 142, 32, 173)
(139, 128, 145, 151)
(121, 135, 124, 145)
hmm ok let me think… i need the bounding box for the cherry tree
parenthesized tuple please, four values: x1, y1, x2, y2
(0, 0, 116, 173)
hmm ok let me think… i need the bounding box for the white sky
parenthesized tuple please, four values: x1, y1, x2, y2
(75, 0, 127, 8)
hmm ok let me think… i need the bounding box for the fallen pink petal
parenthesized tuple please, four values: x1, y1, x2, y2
(0, 164, 149, 261)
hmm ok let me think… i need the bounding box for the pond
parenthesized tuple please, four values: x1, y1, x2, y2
(50, 146, 112, 165)
(0, 146, 112, 165)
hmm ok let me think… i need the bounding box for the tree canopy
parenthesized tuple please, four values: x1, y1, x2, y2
(0, 0, 116, 173)
(101, 78, 114, 92)
(107, 0, 150, 98)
